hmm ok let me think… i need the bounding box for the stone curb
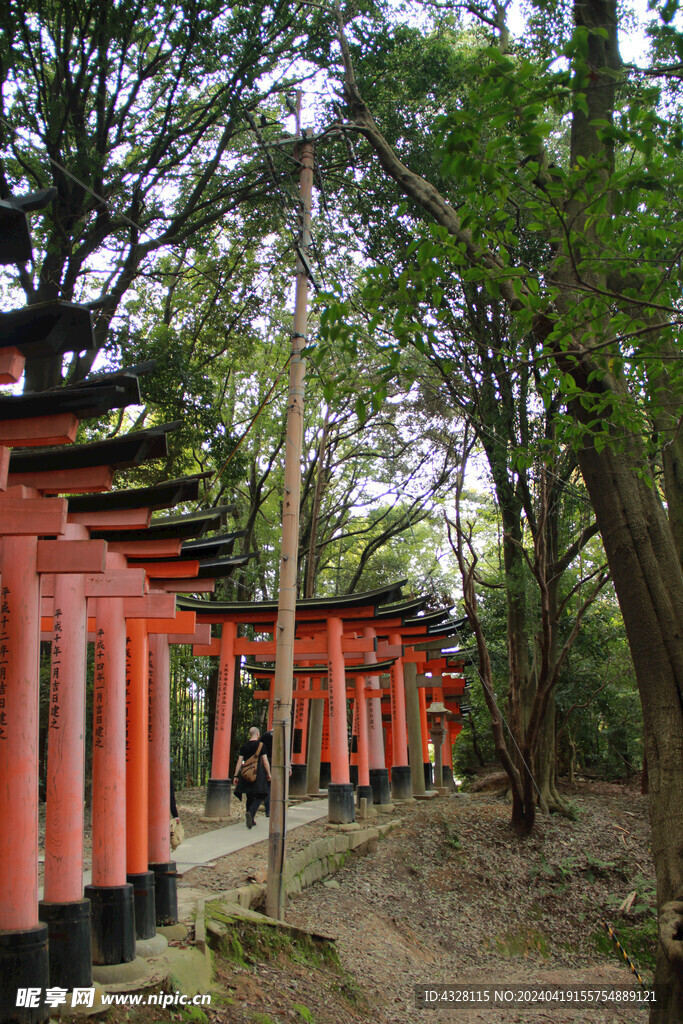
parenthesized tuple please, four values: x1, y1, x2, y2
(209, 820, 397, 912)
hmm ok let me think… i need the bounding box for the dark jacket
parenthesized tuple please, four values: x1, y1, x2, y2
(235, 739, 268, 797)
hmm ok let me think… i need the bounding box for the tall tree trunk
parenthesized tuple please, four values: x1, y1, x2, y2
(576, 430, 683, 1020)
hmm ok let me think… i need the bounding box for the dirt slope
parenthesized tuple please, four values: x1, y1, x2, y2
(171, 781, 656, 1024)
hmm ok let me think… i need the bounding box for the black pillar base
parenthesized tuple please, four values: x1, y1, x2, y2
(328, 783, 355, 824)
(349, 764, 358, 789)
(319, 761, 331, 790)
(442, 765, 455, 791)
(0, 924, 49, 1024)
(204, 778, 231, 817)
(369, 767, 391, 804)
(38, 898, 92, 990)
(356, 784, 373, 808)
(424, 762, 434, 790)
(289, 763, 308, 797)
(149, 862, 178, 926)
(391, 765, 413, 801)
(84, 883, 135, 965)
(127, 871, 156, 940)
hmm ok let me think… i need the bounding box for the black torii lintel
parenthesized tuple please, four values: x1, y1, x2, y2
(196, 553, 255, 578)
(175, 580, 408, 622)
(182, 531, 245, 557)
(65, 474, 213, 514)
(89, 508, 235, 544)
(0, 374, 143, 422)
(0, 300, 95, 358)
(8, 422, 181, 474)
(241, 655, 397, 677)
(0, 188, 56, 265)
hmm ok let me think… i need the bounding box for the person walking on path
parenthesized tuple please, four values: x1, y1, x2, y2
(233, 726, 271, 828)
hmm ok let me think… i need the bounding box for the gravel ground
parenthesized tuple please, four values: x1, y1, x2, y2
(175, 781, 656, 1024)
(39, 780, 656, 1024)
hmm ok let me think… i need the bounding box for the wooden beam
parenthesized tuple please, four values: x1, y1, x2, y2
(155, 579, 216, 593)
(41, 568, 147, 600)
(36, 539, 107, 575)
(8, 465, 114, 494)
(68, 508, 151, 530)
(0, 347, 25, 384)
(0, 413, 79, 447)
(146, 610, 195, 635)
(168, 624, 211, 646)
(107, 538, 182, 558)
(123, 594, 176, 619)
(0, 495, 68, 535)
(132, 559, 199, 578)
(192, 638, 220, 656)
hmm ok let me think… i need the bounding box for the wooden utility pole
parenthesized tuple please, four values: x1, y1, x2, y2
(266, 98, 314, 920)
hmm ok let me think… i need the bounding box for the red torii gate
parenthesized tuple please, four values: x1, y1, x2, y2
(2, 425, 186, 986)
(0, 190, 241, 1020)
(0, 408, 173, 1011)
(179, 584, 406, 822)
(179, 588, 468, 823)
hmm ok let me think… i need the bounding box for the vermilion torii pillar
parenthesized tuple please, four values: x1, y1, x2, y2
(148, 615, 211, 927)
(290, 673, 310, 796)
(326, 615, 354, 822)
(125, 616, 154, 940)
(147, 633, 174, 923)
(0, 500, 62, 1024)
(205, 621, 238, 818)
(363, 633, 391, 805)
(125, 605, 197, 939)
(0, 492, 109, 1024)
(85, 591, 134, 965)
(387, 633, 412, 802)
(319, 696, 331, 790)
(353, 671, 373, 810)
(39, 524, 112, 992)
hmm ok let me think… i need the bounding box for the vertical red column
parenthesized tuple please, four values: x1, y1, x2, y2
(354, 673, 373, 810)
(443, 716, 455, 791)
(349, 696, 359, 785)
(85, 596, 135, 965)
(326, 615, 354, 822)
(419, 685, 432, 790)
(205, 621, 236, 818)
(0, 535, 50, 1022)
(363, 628, 390, 804)
(384, 724, 393, 771)
(125, 617, 155, 940)
(290, 674, 309, 796)
(319, 686, 331, 789)
(40, 554, 93, 990)
(267, 676, 274, 729)
(388, 635, 413, 800)
(147, 632, 177, 924)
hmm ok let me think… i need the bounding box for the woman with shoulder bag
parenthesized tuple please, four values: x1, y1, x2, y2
(233, 726, 271, 828)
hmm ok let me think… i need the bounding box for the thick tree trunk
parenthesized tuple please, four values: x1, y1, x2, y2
(577, 433, 683, 1021)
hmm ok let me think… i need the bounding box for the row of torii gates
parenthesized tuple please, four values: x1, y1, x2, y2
(189, 589, 468, 821)
(0, 191, 468, 1024)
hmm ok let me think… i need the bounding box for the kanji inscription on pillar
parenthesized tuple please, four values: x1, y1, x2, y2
(50, 607, 63, 730)
(94, 629, 105, 749)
